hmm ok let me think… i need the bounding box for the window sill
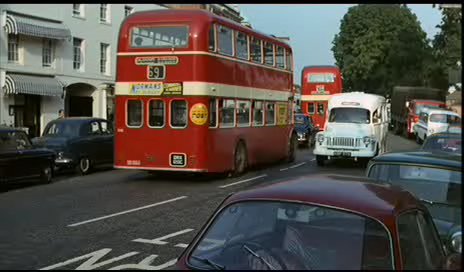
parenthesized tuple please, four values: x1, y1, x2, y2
(99, 21, 112, 26)
(72, 15, 86, 20)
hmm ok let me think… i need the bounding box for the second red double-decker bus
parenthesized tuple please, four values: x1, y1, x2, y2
(300, 65, 343, 131)
(114, 9, 296, 175)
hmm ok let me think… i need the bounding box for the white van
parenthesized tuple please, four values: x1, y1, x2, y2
(413, 108, 461, 144)
(313, 92, 388, 166)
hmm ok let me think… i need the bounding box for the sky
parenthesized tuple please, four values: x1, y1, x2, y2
(238, 4, 443, 85)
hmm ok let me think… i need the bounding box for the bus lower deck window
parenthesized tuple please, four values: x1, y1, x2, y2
(266, 102, 276, 125)
(308, 103, 315, 114)
(171, 100, 187, 128)
(220, 99, 235, 127)
(237, 100, 251, 126)
(210, 99, 217, 127)
(149, 100, 165, 127)
(253, 101, 264, 126)
(127, 100, 143, 127)
(317, 103, 325, 115)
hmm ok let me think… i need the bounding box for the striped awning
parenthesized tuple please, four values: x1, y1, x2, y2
(4, 12, 71, 40)
(4, 73, 64, 97)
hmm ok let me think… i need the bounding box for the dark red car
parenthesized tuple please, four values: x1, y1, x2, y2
(176, 174, 460, 270)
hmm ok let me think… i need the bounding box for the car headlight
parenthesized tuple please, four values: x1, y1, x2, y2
(57, 151, 64, 158)
(317, 134, 325, 143)
(451, 231, 461, 253)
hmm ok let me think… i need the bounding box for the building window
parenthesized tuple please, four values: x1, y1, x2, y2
(73, 38, 83, 70)
(73, 4, 83, 17)
(148, 100, 165, 128)
(100, 43, 109, 74)
(124, 6, 133, 17)
(264, 42, 274, 66)
(8, 34, 19, 63)
(42, 39, 54, 67)
(217, 25, 233, 56)
(250, 37, 262, 63)
(171, 100, 188, 128)
(253, 101, 264, 126)
(236, 31, 248, 60)
(100, 4, 110, 23)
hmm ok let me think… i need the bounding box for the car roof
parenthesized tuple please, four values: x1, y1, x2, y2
(370, 151, 462, 169)
(0, 127, 25, 133)
(48, 117, 106, 123)
(413, 99, 445, 104)
(422, 108, 459, 115)
(224, 174, 422, 221)
(427, 132, 462, 138)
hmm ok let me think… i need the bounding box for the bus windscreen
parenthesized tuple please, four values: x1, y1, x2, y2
(131, 25, 189, 48)
(308, 73, 335, 83)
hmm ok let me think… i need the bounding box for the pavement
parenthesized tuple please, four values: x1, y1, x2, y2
(0, 132, 420, 270)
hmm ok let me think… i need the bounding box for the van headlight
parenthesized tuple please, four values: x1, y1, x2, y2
(450, 231, 462, 253)
(317, 134, 325, 143)
(363, 136, 374, 144)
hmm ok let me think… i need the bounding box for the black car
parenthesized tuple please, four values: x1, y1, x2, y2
(0, 127, 55, 184)
(294, 114, 315, 147)
(421, 132, 462, 155)
(32, 117, 114, 175)
(366, 151, 462, 255)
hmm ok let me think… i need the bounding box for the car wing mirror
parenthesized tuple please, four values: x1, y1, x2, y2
(444, 253, 461, 270)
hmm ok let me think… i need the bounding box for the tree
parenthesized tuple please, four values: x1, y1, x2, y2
(332, 4, 432, 95)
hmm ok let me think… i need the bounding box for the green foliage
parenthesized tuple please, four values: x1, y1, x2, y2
(332, 4, 433, 95)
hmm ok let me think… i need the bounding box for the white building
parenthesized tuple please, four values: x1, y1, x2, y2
(0, 4, 167, 137)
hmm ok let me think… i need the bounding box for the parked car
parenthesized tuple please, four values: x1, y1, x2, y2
(0, 127, 55, 184)
(31, 117, 114, 175)
(294, 113, 315, 147)
(367, 151, 461, 255)
(176, 174, 460, 270)
(413, 108, 461, 144)
(421, 132, 462, 155)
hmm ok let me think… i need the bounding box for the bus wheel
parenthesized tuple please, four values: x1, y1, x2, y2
(287, 133, 297, 162)
(233, 142, 247, 177)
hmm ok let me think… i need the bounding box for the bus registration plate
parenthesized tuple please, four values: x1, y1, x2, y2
(170, 153, 186, 167)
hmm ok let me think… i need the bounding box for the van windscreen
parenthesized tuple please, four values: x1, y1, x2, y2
(329, 107, 370, 124)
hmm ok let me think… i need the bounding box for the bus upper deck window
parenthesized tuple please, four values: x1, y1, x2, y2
(209, 25, 216, 52)
(131, 26, 189, 49)
(127, 100, 143, 128)
(148, 100, 165, 128)
(276, 47, 285, 69)
(171, 100, 187, 128)
(250, 38, 262, 63)
(264, 42, 274, 66)
(217, 25, 233, 56)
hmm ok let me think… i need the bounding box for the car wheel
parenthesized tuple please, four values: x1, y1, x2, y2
(232, 142, 247, 177)
(287, 133, 297, 162)
(77, 157, 92, 175)
(316, 155, 325, 166)
(40, 164, 53, 184)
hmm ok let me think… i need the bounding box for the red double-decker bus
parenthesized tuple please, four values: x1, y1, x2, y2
(300, 65, 343, 130)
(114, 9, 296, 175)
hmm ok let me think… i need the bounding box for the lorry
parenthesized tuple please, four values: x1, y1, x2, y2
(390, 86, 446, 138)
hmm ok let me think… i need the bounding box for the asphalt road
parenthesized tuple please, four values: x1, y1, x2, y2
(0, 133, 419, 270)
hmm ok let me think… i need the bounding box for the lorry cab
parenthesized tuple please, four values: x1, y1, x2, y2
(313, 92, 388, 166)
(407, 99, 447, 136)
(413, 108, 461, 144)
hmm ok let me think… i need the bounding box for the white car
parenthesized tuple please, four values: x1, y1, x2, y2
(413, 108, 461, 144)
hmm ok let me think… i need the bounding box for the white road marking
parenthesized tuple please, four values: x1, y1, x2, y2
(108, 255, 178, 270)
(175, 243, 189, 248)
(310, 158, 316, 161)
(68, 196, 187, 227)
(289, 162, 306, 168)
(133, 228, 194, 245)
(39, 248, 139, 270)
(279, 167, 289, 171)
(218, 174, 267, 188)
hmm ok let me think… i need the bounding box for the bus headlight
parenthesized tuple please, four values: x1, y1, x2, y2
(450, 231, 462, 253)
(317, 134, 325, 143)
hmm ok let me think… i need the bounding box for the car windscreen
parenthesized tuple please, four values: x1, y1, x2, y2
(329, 107, 370, 124)
(43, 122, 80, 137)
(368, 164, 461, 222)
(188, 201, 393, 270)
(130, 25, 189, 49)
(422, 136, 462, 154)
(0, 131, 31, 151)
(429, 114, 461, 124)
(415, 105, 443, 115)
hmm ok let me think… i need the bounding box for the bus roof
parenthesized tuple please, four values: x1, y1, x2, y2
(329, 92, 386, 112)
(121, 9, 292, 50)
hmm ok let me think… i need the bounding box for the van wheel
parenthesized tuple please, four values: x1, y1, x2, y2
(416, 135, 423, 145)
(40, 164, 53, 184)
(77, 157, 92, 175)
(394, 122, 402, 135)
(233, 142, 247, 177)
(287, 133, 297, 162)
(316, 155, 325, 166)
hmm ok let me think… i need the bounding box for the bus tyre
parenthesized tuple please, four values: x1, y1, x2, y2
(233, 142, 247, 177)
(316, 155, 325, 166)
(77, 157, 92, 175)
(287, 134, 297, 163)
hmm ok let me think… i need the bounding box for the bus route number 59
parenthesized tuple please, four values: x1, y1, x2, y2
(147, 65, 166, 80)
